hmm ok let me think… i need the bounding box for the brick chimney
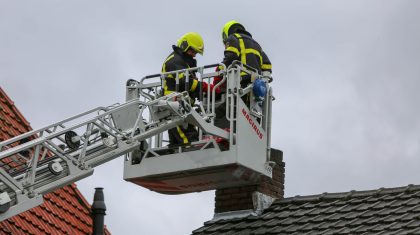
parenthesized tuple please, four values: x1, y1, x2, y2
(214, 149, 285, 218)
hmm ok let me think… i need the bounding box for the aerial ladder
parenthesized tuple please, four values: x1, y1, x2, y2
(0, 62, 274, 221)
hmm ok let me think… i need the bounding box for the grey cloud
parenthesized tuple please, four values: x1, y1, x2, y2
(2, 1, 420, 234)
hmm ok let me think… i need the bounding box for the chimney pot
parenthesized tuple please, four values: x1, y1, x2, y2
(91, 187, 106, 235)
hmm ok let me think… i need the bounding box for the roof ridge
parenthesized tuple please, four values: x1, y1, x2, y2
(278, 184, 420, 204)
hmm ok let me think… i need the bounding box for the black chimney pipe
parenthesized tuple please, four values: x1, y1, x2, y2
(91, 187, 106, 235)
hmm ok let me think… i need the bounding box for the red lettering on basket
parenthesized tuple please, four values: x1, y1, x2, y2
(242, 108, 263, 139)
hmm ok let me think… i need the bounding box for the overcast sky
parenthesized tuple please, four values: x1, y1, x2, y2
(2, 1, 420, 234)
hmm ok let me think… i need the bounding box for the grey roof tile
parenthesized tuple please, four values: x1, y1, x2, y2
(298, 222, 319, 231)
(375, 231, 394, 235)
(339, 203, 359, 213)
(322, 228, 338, 235)
(400, 212, 420, 222)
(193, 184, 420, 235)
(302, 202, 317, 209)
(232, 228, 252, 235)
(234, 221, 251, 230)
(290, 231, 304, 235)
(407, 227, 420, 235)
(366, 196, 380, 203)
(372, 200, 394, 210)
(370, 223, 392, 232)
(310, 213, 332, 223)
(405, 197, 420, 206)
(334, 219, 353, 228)
(266, 225, 286, 234)
(343, 211, 361, 220)
(306, 207, 323, 216)
(352, 224, 370, 233)
(346, 217, 364, 227)
(335, 227, 353, 234)
(294, 207, 317, 217)
(400, 193, 414, 200)
(393, 205, 412, 214)
(314, 205, 337, 215)
(317, 221, 335, 230)
(283, 224, 300, 233)
(411, 204, 420, 212)
(393, 228, 411, 235)
(264, 218, 280, 227)
(252, 226, 269, 235)
(388, 220, 409, 230)
(376, 206, 395, 216)
(204, 222, 230, 233)
(405, 219, 420, 228)
(326, 212, 345, 221)
(359, 209, 377, 218)
(388, 198, 407, 207)
(364, 216, 382, 225)
(277, 216, 299, 225)
(382, 214, 400, 223)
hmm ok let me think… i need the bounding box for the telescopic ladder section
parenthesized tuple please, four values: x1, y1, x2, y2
(123, 62, 274, 194)
(0, 90, 217, 221)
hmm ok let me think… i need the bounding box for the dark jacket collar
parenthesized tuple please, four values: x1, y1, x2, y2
(172, 45, 197, 68)
(236, 29, 253, 38)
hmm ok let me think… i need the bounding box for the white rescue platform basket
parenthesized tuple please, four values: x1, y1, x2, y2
(122, 63, 274, 194)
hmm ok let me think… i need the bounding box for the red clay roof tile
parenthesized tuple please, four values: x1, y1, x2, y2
(0, 87, 111, 234)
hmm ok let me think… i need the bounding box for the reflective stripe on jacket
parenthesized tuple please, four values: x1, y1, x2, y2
(162, 46, 199, 96)
(222, 32, 272, 74)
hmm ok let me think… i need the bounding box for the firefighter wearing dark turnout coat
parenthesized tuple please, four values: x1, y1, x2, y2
(221, 20, 272, 87)
(161, 32, 207, 146)
(215, 21, 273, 129)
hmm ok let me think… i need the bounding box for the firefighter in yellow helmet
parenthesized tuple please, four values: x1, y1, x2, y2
(162, 32, 217, 146)
(221, 20, 272, 85)
(215, 21, 272, 129)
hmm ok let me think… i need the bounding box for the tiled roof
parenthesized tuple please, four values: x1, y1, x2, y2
(0, 86, 111, 235)
(193, 184, 420, 235)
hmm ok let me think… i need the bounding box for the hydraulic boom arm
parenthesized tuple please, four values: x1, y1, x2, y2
(0, 90, 226, 221)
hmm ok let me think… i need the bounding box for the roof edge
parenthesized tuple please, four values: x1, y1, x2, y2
(279, 184, 420, 204)
(211, 209, 256, 222)
(70, 183, 93, 211)
(0, 86, 31, 129)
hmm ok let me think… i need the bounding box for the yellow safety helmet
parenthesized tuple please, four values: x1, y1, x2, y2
(177, 32, 204, 55)
(222, 20, 245, 43)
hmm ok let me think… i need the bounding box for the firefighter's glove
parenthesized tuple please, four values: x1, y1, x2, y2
(213, 66, 226, 89)
(213, 75, 226, 89)
(202, 82, 221, 94)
